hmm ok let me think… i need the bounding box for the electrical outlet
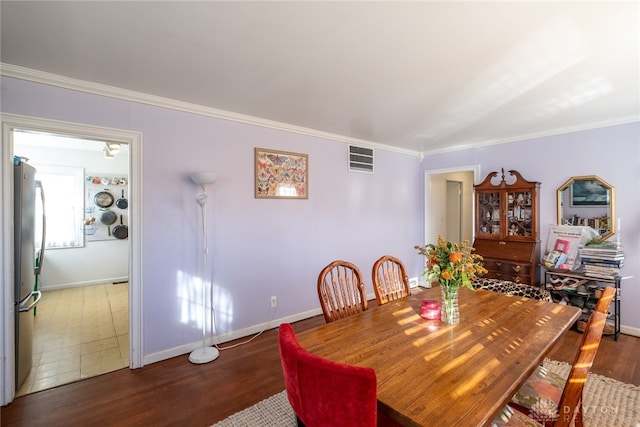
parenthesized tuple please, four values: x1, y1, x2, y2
(271, 296, 277, 308)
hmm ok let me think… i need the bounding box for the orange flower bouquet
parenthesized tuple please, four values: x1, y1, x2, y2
(415, 236, 486, 323)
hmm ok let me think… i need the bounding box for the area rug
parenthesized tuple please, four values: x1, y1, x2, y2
(211, 390, 295, 426)
(542, 359, 640, 427)
(212, 359, 640, 426)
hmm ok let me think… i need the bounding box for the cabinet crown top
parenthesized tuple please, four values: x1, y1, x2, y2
(475, 168, 540, 189)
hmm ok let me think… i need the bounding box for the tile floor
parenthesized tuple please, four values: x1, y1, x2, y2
(16, 282, 129, 396)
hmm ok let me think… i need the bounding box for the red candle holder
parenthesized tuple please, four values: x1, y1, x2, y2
(420, 299, 441, 320)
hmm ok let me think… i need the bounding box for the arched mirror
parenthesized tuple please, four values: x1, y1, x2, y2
(557, 175, 615, 240)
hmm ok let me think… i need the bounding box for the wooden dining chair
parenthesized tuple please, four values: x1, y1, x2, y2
(493, 311, 610, 427)
(278, 323, 401, 427)
(371, 255, 410, 305)
(594, 286, 615, 315)
(317, 260, 368, 323)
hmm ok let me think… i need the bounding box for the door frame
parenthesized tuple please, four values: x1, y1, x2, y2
(446, 180, 463, 242)
(1, 113, 144, 405)
(424, 165, 480, 246)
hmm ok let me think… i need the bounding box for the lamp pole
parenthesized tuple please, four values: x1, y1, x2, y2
(189, 172, 220, 364)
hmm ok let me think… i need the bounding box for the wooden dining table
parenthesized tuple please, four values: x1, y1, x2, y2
(296, 286, 581, 427)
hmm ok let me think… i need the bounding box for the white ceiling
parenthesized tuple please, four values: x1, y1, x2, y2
(1, 1, 638, 155)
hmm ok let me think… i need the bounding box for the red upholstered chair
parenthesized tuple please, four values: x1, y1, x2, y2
(317, 260, 368, 323)
(278, 323, 401, 427)
(493, 311, 609, 427)
(297, 342, 378, 427)
(372, 255, 410, 305)
(278, 323, 306, 426)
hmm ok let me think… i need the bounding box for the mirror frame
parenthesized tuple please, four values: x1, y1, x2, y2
(557, 175, 615, 240)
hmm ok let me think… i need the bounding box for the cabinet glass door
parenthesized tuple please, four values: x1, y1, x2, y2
(477, 191, 500, 236)
(507, 190, 533, 236)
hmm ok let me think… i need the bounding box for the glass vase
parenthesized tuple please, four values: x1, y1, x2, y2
(440, 286, 460, 324)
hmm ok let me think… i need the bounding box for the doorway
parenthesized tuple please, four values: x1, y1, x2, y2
(1, 114, 143, 405)
(424, 165, 479, 245)
(13, 131, 129, 396)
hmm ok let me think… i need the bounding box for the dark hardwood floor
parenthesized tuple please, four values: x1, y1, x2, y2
(2, 308, 639, 427)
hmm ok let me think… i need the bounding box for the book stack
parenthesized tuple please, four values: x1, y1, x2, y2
(580, 242, 624, 280)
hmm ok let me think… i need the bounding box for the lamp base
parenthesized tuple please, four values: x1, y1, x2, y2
(189, 346, 220, 364)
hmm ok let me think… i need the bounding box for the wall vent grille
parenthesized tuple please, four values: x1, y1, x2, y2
(348, 145, 374, 173)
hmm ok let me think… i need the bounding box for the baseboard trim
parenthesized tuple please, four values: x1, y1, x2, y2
(142, 307, 324, 366)
(621, 325, 640, 337)
(40, 277, 129, 291)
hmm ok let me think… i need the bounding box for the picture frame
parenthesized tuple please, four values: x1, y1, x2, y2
(254, 148, 308, 199)
(570, 178, 610, 206)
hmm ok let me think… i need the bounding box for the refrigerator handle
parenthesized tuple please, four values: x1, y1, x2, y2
(19, 290, 42, 313)
(34, 180, 46, 276)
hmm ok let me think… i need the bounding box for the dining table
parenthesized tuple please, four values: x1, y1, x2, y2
(296, 286, 581, 427)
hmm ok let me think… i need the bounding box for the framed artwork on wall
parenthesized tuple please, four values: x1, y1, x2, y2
(254, 147, 308, 199)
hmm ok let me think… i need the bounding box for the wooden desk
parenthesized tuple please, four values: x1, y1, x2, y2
(296, 287, 581, 427)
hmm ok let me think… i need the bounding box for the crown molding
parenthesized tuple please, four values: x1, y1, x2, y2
(6, 63, 631, 159)
(420, 115, 640, 157)
(1, 63, 421, 158)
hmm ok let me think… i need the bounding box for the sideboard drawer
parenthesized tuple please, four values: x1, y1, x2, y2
(483, 258, 532, 284)
(497, 261, 531, 276)
(473, 239, 536, 262)
(474, 237, 540, 286)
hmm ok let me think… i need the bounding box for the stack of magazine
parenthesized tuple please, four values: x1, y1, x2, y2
(580, 241, 624, 279)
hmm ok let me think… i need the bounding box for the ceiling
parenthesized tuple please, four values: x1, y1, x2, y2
(1, 1, 638, 155)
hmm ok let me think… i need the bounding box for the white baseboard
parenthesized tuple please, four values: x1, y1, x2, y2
(409, 276, 419, 288)
(40, 277, 129, 291)
(143, 307, 324, 366)
(621, 324, 640, 337)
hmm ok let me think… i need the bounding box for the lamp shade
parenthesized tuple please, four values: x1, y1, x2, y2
(190, 172, 218, 190)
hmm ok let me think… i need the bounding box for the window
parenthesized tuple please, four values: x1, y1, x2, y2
(35, 165, 85, 248)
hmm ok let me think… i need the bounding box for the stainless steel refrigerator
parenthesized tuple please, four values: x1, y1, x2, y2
(14, 159, 45, 390)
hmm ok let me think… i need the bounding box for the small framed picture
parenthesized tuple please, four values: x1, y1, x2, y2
(254, 148, 308, 199)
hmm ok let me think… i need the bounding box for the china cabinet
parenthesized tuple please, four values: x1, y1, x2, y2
(473, 169, 540, 286)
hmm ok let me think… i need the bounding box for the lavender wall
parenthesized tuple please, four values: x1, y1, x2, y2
(422, 122, 640, 333)
(1, 77, 424, 359)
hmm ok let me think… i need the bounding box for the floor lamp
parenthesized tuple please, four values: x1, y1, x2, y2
(189, 172, 220, 364)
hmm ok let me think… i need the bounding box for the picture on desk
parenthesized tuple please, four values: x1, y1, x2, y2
(544, 250, 569, 269)
(544, 238, 572, 269)
(544, 226, 597, 271)
(554, 238, 571, 253)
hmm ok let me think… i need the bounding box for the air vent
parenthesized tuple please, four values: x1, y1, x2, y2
(348, 145, 374, 173)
